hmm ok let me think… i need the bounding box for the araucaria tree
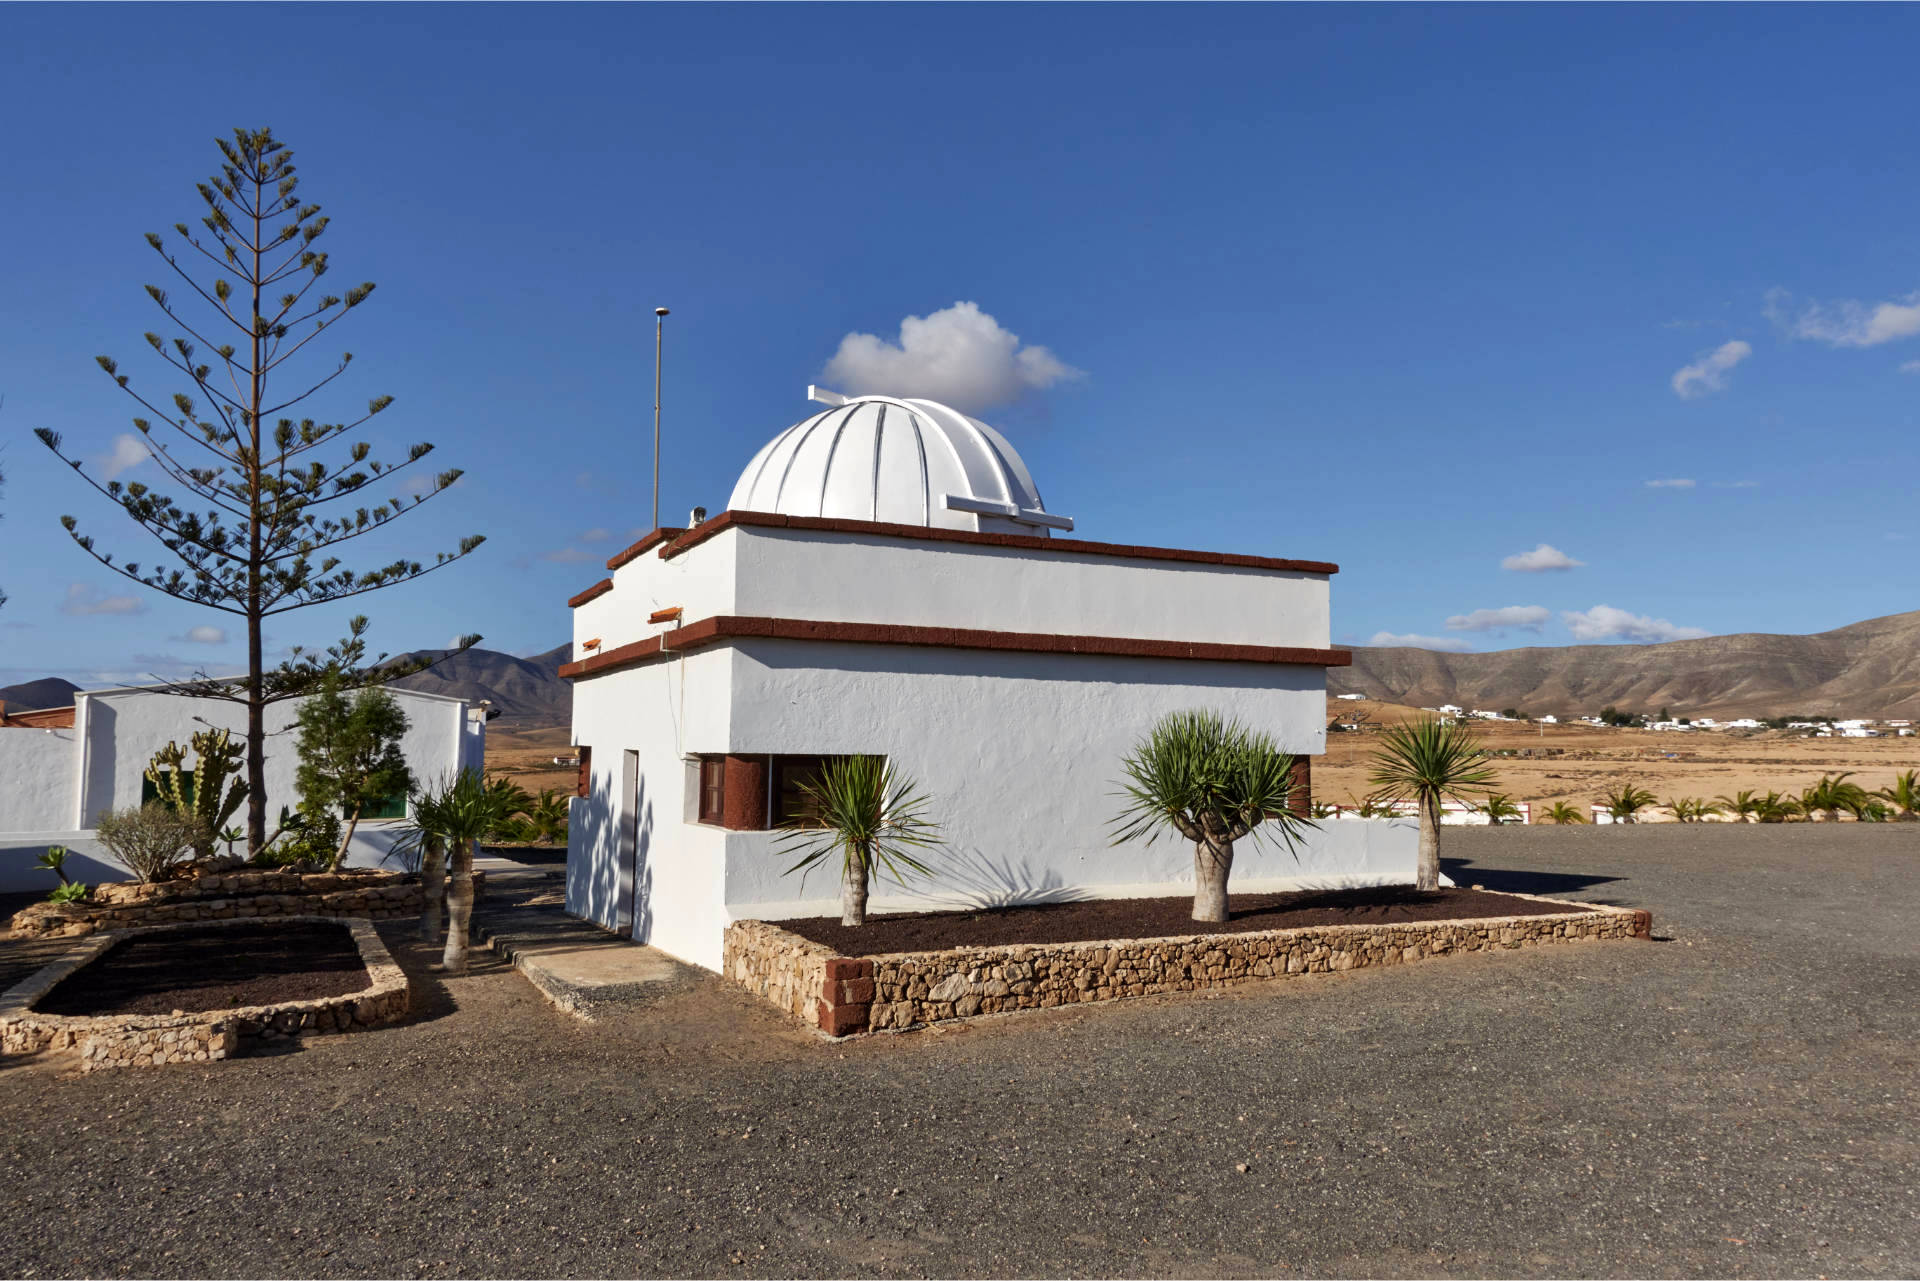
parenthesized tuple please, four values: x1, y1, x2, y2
(294, 677, 412, 869)
(1111, 710, 1313, 923)
(35, 128, 481, 856)
(1368, 718, 1496, 892)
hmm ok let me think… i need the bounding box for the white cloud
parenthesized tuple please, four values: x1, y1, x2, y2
(1772, 288, 1920, 348)
(1445, 606, 1551, 634)
(1500, 543, 1584, 573)
(179, 625, 226, 645)
(60, 583, 147, 616)
(1901, 360, 1920, 374)
(1366, 631, 1475, 652)
(97, 433, 150, 481)
(1670, 340, 1752, 399)
(822, 301, 1083, 414)
(1561, 605, 1709, 644)
(1645, 478, 1696, 489)
(539, 547, 593, 564)
(579, 528, 611, 543)
(1711, 480, 1760, 489)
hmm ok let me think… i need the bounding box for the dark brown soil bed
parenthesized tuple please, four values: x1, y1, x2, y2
(34, 921, 370, 1017)
(780, 886, 1586, 956)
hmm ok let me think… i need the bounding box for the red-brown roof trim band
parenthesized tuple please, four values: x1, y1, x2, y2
(605, 526, 687, 572)
(567, 579, 614, 609)
(557, 614, 1352, 681)
(654, 510, 1339, 575)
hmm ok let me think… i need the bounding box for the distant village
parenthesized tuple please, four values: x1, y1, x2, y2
(1331, 693, 1915, 738)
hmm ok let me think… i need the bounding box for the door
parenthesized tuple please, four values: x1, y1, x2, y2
(616, 749, 639, 935)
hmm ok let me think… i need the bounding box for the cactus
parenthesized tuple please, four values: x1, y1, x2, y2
(144, 728, 250, 861)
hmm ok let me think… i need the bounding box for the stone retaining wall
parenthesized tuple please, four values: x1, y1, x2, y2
(0, 915, 410, 1071)
(8, 868, 483, 939)
(724, 895, 1653, 1038)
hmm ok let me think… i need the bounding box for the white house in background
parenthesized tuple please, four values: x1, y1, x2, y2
(1335, 692, 1367, 701)
(1537, 715, 1559, 724)
(562, 388, 1418, 973)
(1438, 704, 1463, 716)
(0, 680, 487, 892)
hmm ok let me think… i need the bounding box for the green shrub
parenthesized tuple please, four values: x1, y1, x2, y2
(48, 880, 90, 904)
(94, 803, 209, 883)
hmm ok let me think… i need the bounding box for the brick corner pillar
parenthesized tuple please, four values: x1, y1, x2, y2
(721, 755, 768, 831)
(1627, 909, 1653, 940)
(1287, 756, 1313, 818)
(817, 957, 875, 1037)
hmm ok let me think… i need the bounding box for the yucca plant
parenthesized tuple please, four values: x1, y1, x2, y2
(778, 755, 941, 927)
(1714, 790, 1762, 824)
(1541, 800, 1586, 825)
(1601, 783, 1657, 824)
(522, 789, 570, 844)
(397, 768, 513, 971)
(1754, 789, 1799, 823)
(1481, 793, 1523, 825)
(1112, 710, 1311, 922)
(1878, 770, 1920, 820)
(1367, 719, 1495, 891)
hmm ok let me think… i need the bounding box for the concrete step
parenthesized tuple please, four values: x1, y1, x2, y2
(473, 884, 691, 1020)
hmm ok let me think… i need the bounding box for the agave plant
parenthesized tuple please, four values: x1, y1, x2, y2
(522, 789, 570, 844)
(781, 755, 943, 926)
(1714, 790, 1762, 824)
(1481, 793, 1523, 825)
(1367, 719, 1496, 891)
(1541, 800, 1586, 825)
(1600, 783, 1657, 824)
(1877, 770, 1920, 820)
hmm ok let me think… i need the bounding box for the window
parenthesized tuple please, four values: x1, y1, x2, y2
(140, 768, 196, 810)
(362, 792, 407, 820)
(772, 755, 834, 828)
(698, 757, 727, 825)
(576, 745, 593, 799)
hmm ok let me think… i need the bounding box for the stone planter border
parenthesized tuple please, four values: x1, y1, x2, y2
(724, 892, 1653, 1038)
(0, 915, 410, 1072)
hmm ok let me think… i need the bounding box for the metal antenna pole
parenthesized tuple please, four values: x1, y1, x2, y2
(652, 307, 669, 530)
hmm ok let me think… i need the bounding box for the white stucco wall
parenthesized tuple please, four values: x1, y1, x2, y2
(0, 728, 80, 833)
(568, 638, 1414, 973)
(72, 684, 480, 830)
(573, 523, 1335, 662)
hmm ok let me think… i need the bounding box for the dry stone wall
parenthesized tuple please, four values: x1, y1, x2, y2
(725, 896, 1653, 1038)
(7, 867, 482, 939)
(0, 915, 410, 1072)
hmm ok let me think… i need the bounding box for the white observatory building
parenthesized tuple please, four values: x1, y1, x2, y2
(562, 389, 1415, 971)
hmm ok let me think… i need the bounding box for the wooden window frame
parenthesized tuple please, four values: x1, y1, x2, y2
(697, 757, 727, 825)
(576, 745, 593, 799)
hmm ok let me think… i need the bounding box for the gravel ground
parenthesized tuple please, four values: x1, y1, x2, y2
(2, 823, 1916, 1279)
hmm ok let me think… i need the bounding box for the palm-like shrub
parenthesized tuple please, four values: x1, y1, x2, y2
(1715, 790, 1762, 823)
(1601, 783, 1657, 824)
(779, 755, 941, 927)
(1754, 790, 1800, 823)
(1367, 719, 1495, 891)
(1541, 800, 1585, 825)
(1482, 793, 1523, 825)
(1665, 796, 1721, 823)
(95, 803, 210, 883)
(1879, 770, 1920, 820)
(398, 769, 515, 971)
(522, 789, 570, 844)
(1112, 710, 1311, 922)
(1801, 772, 1867, 822)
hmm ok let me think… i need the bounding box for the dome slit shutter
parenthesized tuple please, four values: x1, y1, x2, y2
(773, 406, 856, 513)
(816, 403, 860, 517)
(869, 404, 887, 522)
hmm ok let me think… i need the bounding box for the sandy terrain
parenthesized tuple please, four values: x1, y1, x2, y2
(1317, 697, 1918, 813)
(486, 701, 1919, 818)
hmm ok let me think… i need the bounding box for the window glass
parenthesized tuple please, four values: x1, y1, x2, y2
(698, 757, 727, 824)
(362, 792, 407, 820)
(773, 756, 833, 827)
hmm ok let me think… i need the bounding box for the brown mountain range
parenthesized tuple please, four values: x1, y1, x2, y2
(1330, 609, 1920, 720)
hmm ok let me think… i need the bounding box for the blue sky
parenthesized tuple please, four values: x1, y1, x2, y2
(3, 3, 1916, 685)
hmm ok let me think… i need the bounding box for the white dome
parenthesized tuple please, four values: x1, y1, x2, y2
(726, 389, 1073, 536)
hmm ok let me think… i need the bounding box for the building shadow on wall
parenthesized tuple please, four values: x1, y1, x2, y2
(628, 779, 655, 945)
(1440, 858, 1623, 899)
(896, 844, 1094, 912)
